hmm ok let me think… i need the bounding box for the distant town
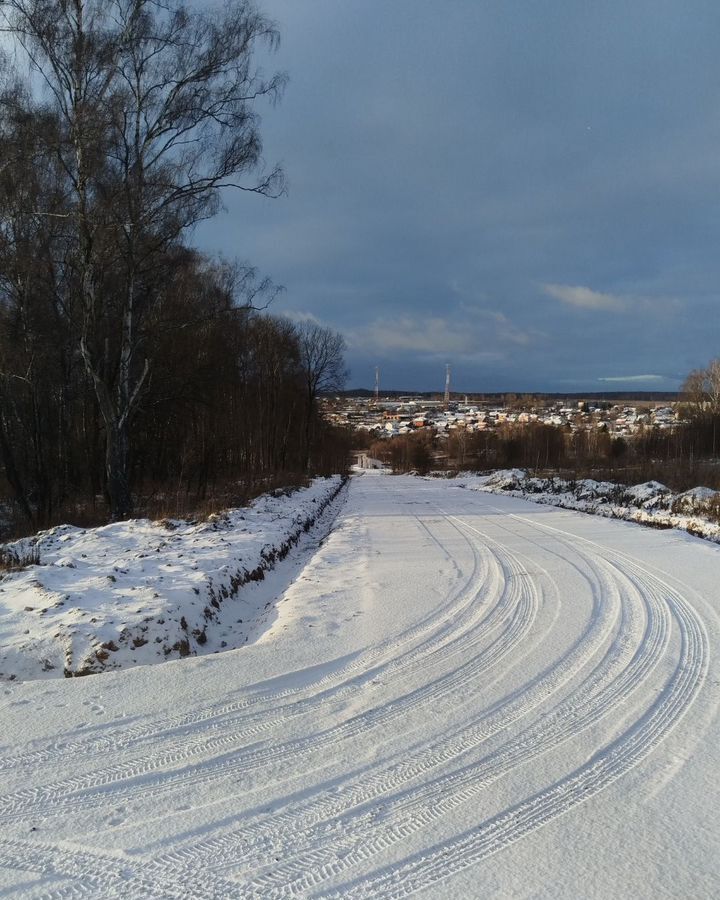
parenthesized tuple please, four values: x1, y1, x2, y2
(324, 394, 679, 440)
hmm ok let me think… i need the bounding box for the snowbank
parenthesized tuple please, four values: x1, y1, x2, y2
(0, 476, 347, 681)
(456, 469, 720, 542)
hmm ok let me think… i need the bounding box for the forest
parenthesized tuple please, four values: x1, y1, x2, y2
(0, 0, 351, 535)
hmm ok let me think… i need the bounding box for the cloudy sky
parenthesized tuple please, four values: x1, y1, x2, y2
(195, 0, 720, 393)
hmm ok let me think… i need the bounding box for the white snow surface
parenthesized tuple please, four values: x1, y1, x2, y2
(469, 468, 720, 541)
(0, 477, 345, 681)
(0, 472, 718, 898)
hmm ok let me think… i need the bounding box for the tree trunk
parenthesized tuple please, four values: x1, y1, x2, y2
(106, 419, 132, 519)
(0, 409, 35, 525)
(303, 392, 313, 474)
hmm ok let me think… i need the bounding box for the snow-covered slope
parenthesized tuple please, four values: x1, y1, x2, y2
(460, 468, 720, 541)
(0, 477, 346, 681)
(0, 474, 718, 898)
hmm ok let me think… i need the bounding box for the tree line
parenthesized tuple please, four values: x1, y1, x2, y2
(0, 0, 349, 533)
(367, 421, 720, 488)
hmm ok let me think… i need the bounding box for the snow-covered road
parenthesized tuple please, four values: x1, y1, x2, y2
(1, 473, 718, 898)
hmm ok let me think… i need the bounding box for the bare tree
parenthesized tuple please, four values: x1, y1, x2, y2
(0, 83, 78, 524)
(0, 0, 285, 517)
(681, 358, 720, 457)
(295, 322, 347, 472)
(682, 360, 720, 416)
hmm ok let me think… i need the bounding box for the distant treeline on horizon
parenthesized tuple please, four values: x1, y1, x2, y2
(333, 389, 681, 403)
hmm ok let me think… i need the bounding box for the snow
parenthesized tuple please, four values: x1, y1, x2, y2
(466, 468, 720, 542)
(482, 468, 527, 491)
(674, 485, 718, 512)
(622, 480, 671, 507)
(0, 477, 345, 681)
(0, 473, 718, 898)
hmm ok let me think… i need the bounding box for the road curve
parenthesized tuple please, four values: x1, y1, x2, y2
(0, 474, 718, 899)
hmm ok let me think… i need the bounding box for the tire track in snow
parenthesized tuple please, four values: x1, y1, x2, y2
(1, 576, 532, 827)
(0, 515, 532, 819)
(180, 518, 642, 892)
(0, 482, 709, 900)
(238, 544, 666, 897)
(0, 510, 547, 895)
(0, 502, 528, 888)
(317, 509, 708, 899)
(108, 510, 612, 882)
(0, 836, 236, 900)
(0, 512, 486, 779)
(0, 511, 487, 780)
(148, 515, 610, 880)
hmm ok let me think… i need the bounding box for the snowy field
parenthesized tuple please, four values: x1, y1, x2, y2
(0, 472, 718, 897)
(463, 468, 720, 542)
(0, 477, 345, 681)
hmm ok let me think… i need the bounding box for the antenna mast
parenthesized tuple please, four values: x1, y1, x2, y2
(374, 366, 380, 404)
(444, 364, 451, 409)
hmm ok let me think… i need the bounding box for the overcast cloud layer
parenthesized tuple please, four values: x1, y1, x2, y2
(195, 0, 720, 392)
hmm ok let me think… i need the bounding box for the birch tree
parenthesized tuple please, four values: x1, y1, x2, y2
(1, 0, 284, 517)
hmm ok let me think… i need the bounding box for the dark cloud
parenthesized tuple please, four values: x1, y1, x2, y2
(195, 0, 720, 392)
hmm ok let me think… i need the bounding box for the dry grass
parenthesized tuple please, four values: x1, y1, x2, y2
(541, 460, 720, 494)
(0, 545, 40, 571)
(140, 473, 311, 524)
(0, 473, 313, 543)
(532, 460, 720, 525)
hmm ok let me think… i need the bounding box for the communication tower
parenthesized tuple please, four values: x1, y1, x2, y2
(444, 364, 451, 408)
(374, 366, 380, 403)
